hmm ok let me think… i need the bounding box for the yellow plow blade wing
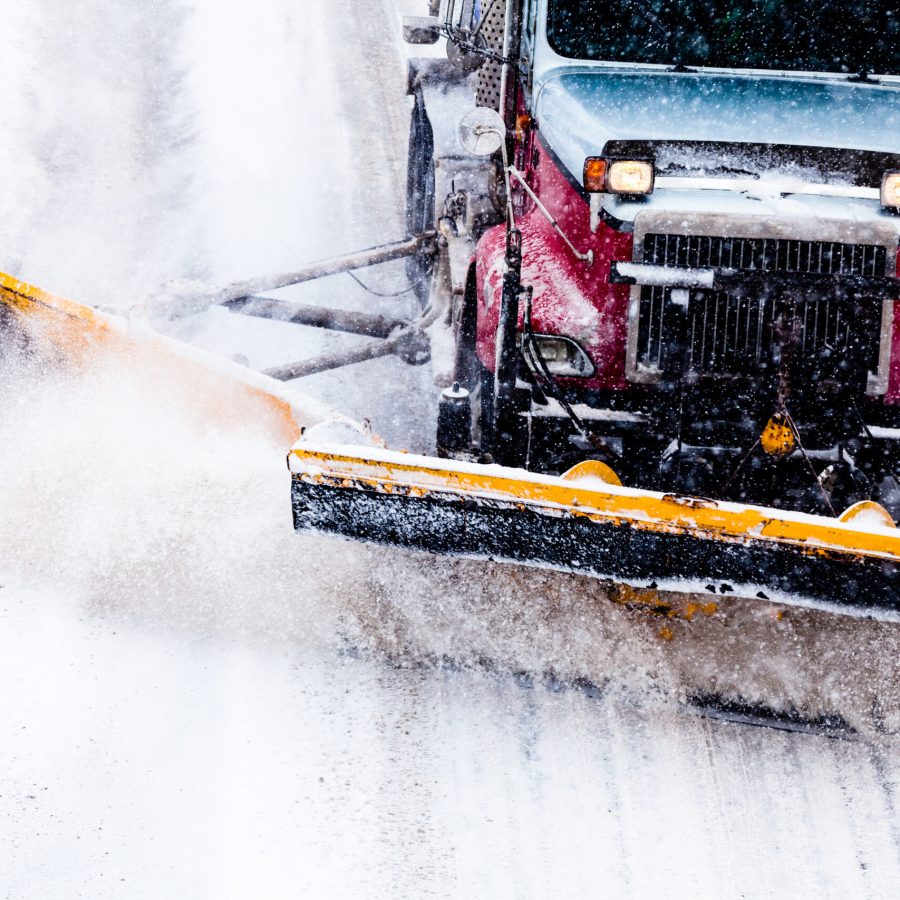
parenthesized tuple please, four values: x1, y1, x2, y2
(0, 271, 345, 444)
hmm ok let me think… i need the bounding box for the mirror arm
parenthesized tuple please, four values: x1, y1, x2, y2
(507, 166, 594, 265)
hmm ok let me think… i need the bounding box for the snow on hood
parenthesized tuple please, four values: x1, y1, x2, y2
(536, 70, 900, 186)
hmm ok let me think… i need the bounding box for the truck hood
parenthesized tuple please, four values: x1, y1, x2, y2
(536, 70, 900, 187)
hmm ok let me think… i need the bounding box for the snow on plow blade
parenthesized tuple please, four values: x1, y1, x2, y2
(290, 445, 900, 620)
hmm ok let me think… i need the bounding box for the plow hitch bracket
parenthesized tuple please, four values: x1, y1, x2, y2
(156, 231, 440, 381)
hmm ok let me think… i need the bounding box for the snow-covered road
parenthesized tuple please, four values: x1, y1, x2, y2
(2, 1, 900, 897)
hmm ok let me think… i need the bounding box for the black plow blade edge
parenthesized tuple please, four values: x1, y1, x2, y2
(291, 478, 900, 617)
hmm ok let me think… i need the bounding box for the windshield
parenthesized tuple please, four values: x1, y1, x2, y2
(546, 0, 900, 76)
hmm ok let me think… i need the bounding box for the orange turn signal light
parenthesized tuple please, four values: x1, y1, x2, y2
(583, 157, 608, 193)
(515, 114, 532, 141)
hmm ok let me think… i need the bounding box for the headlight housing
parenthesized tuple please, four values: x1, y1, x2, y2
(882, 172, 900, 210)
(525, 335, 595, 377)
(583, 157, 654, 196)
(608, 159, 655, 195)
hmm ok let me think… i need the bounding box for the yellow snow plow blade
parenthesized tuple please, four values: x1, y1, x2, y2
(289, 444, 900, 619)
(0, 271, 338, 445)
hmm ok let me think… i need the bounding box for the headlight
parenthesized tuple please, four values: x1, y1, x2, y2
(526, 335, 595, 377)
(882, 172, 900, 209)
(582, 157, 654, 195)
(607, 160, 655, 195)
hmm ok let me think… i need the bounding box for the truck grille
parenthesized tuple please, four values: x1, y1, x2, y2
(636, 234, 888, 377)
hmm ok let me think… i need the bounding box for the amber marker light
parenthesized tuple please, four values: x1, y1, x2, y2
(607, 160, 655, 195)
(882, 172, 900, 209)
(515, 114, 532, 141)
(583, 157, 608, 193)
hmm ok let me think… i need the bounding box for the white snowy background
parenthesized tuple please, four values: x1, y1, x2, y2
(2, 0, 900, 897)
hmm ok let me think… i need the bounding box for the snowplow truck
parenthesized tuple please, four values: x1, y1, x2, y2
(4, 1, 900, 631)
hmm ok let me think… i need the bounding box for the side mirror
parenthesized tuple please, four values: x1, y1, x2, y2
(403, 16, 441, 44)
(458, 107, 506, 156)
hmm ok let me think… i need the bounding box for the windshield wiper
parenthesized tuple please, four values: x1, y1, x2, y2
(848, 67, 880, 83)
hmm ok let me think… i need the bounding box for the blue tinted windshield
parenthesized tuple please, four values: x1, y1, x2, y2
(547, 0, 900, 76)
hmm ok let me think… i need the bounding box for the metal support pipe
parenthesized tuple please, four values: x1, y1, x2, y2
(260, 248, 448, 382)
(265, 318, 433, 381)
(264, 341, 397, 381)
(158, 232, 435, 318)
(223, 295, 408, 339)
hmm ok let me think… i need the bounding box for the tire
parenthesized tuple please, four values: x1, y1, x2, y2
(406, 90, 435, 310)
